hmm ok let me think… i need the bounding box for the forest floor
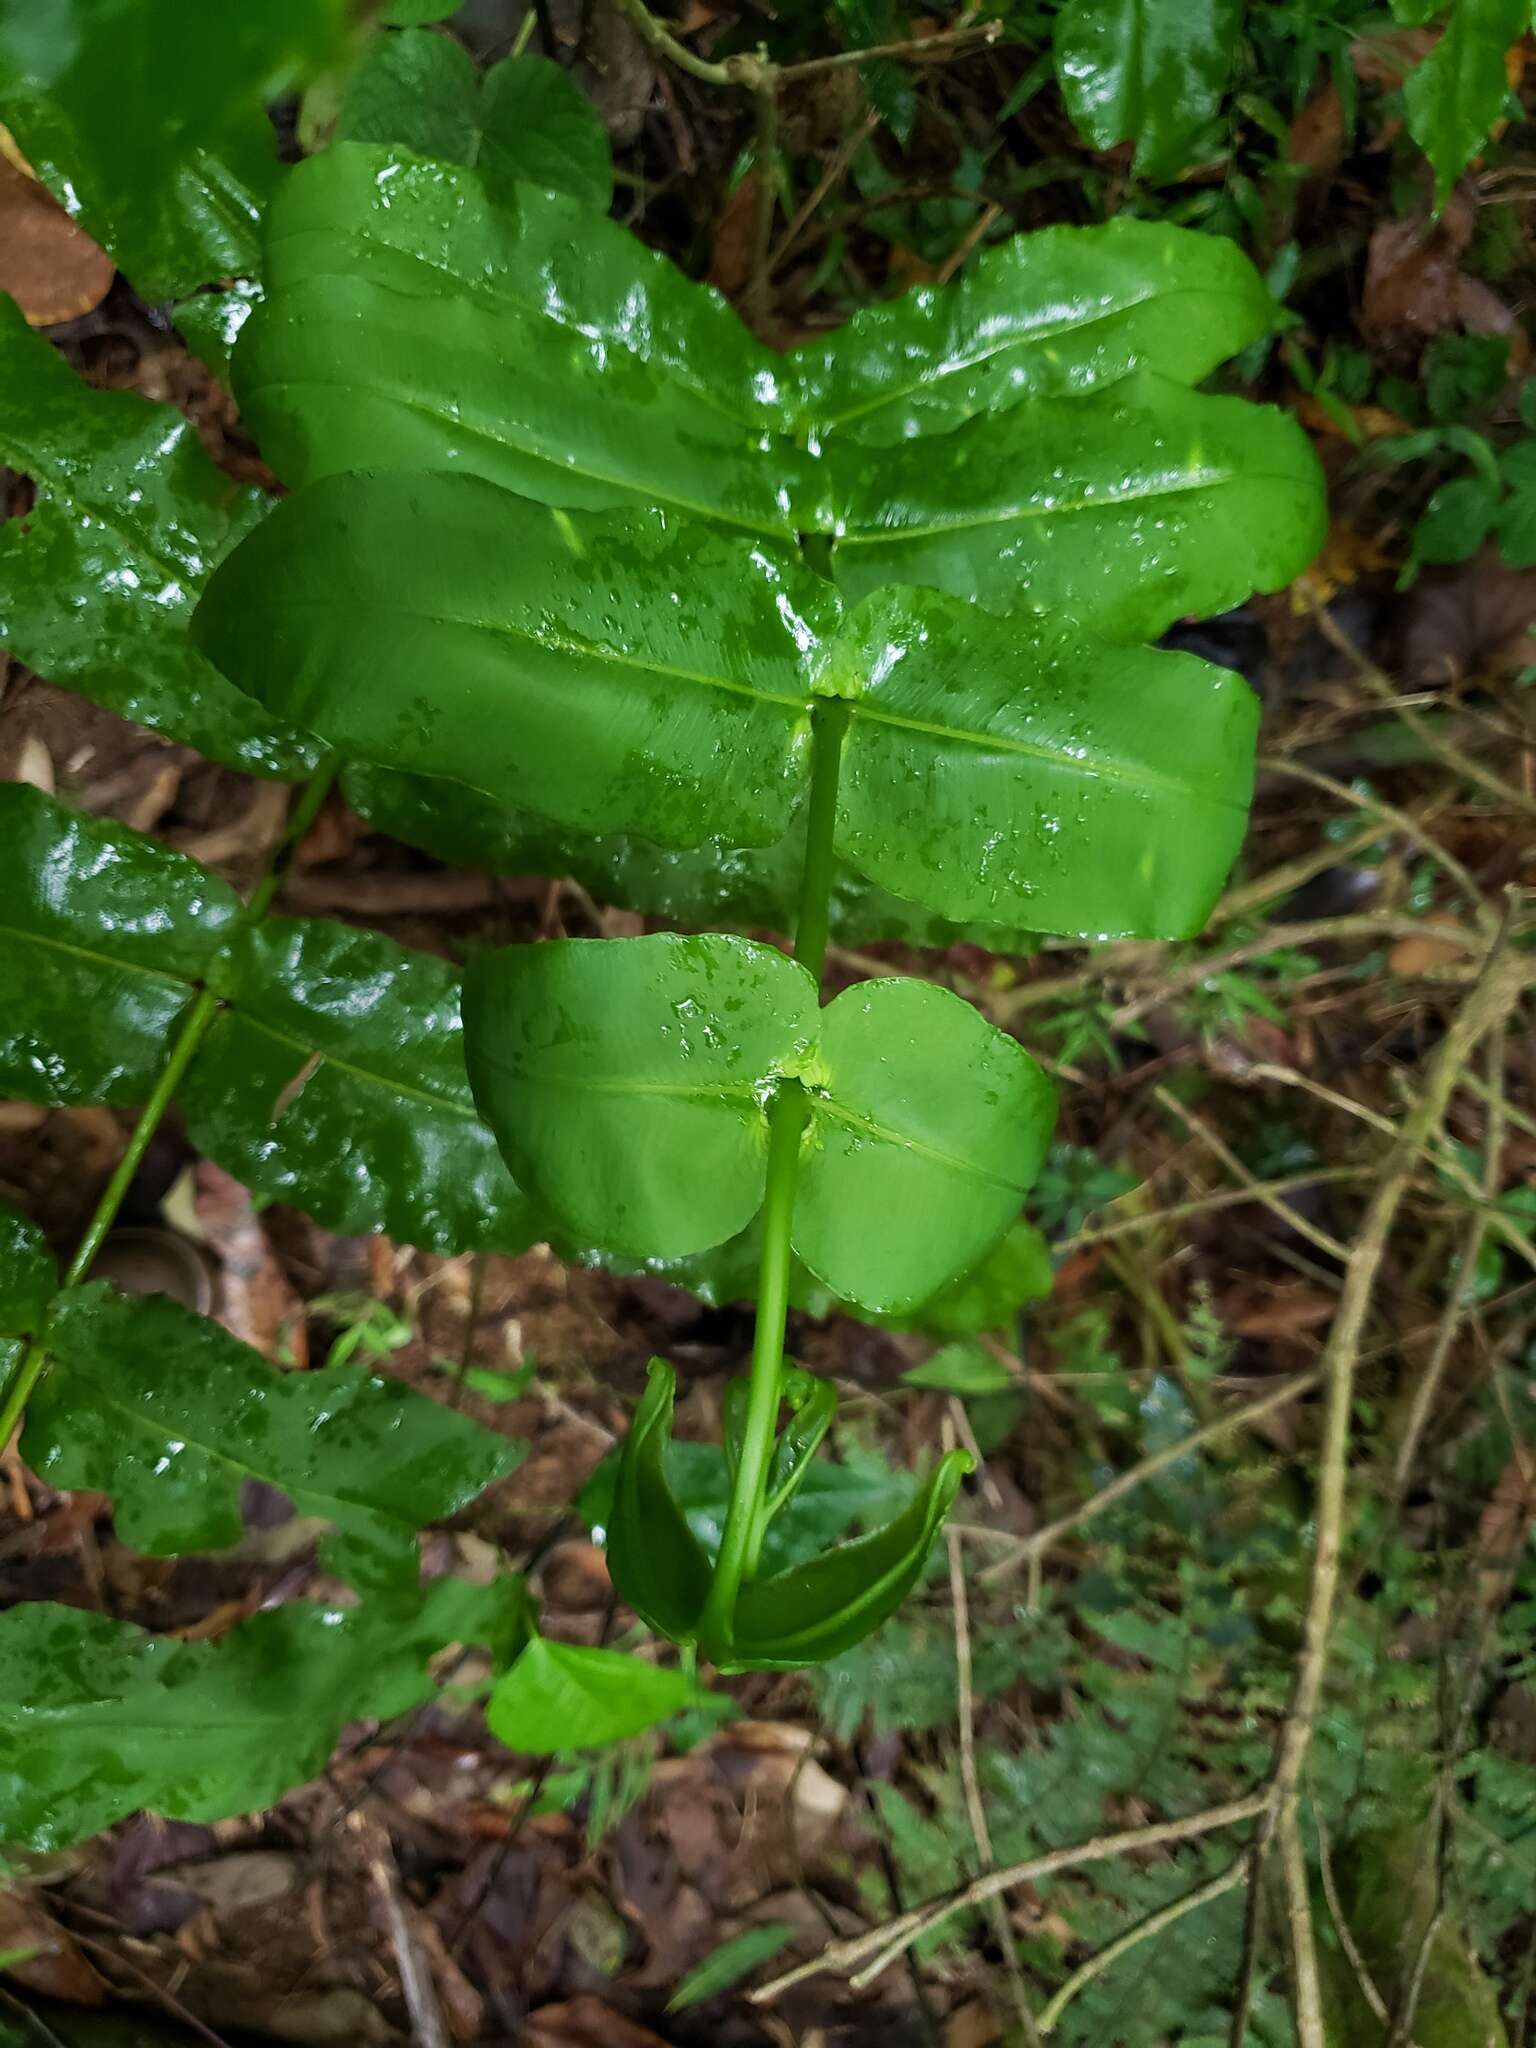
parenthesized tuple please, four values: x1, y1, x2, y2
(3, 4, 1536, 2045)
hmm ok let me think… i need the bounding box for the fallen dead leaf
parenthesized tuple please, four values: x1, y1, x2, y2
(708, 171, 760, 300)
(524, 1998, 673, 2048)
(0, 1888, 106, 2005)
(1287, 80, 1345, 187)
(1397, 545, 1536, 684)
(945, 2001, 1005, 2048)
(1350, 25, 1436, 89)
(1362, 210, 1524, 351)
(191, 1161, 309, 1364)
(1390, 931, 1476, 976)
(0, 129, 114, 325)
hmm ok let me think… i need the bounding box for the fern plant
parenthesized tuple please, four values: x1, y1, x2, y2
(0, 3, 1325, 1843)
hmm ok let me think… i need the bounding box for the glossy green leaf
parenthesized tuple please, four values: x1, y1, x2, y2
(27, 1286, 525, 1593)
(0, 299, 318, 777)
(824, 584, 1259, 938)
(467, 939, 1053, 1311)
(720, 1447, 971, 1670)
(792, 216, 1275, 445)
(827, 371, 1326, 641)
(174, 278, 264, 381)
(0, 1204, 54, 1336)
(668, 1924, 797, 2011)
(796, 980, 1056, 1314)
(1405, 0, 1526, 208)
(0, 1579, 528, 1853)
(605, 1360, 715, 1641)
(463, 935, 820, 1259)
(1054, 0, 1241, 179)
(335, 27, 482, 163)
(193, 473, 829, 849)
(477, 54, 613, 211)
(0, 0, 348, 299)
(180, 919, 538, 1255)
(340, 763, 1041, 951)
(241, 146, 1281, 472)
(487, 1637, 694, 1753)
(0, 782, 238, 1105)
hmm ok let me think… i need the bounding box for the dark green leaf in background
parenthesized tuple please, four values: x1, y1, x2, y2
(477, 54, 614, 211)
(1054, 0, 1242, 180)
(334, 27, 483, 164)
(0, 782, 238, 1105)
(1404, 0, 1526, 209)
(0, 1202, 55, 1336)
(487, 1637, 694, 1753)
(0, 298, 319, 776)
(27, 1286, 524, 1593)
(181, 919, 538, 1254)
(0, 1578, 527, 1853)
(0, 0, 349, 298)
(667, 1924, 798, 2011)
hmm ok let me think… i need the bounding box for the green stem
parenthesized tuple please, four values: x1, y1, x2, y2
(697, 699, 847, 1649)
(0, 758, 339, 1450)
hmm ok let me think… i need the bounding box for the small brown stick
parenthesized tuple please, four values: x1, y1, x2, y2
(1109, 913, 1486, 1030)
(1304, 597, 1536, 821)
(1280, 1803, 1324, 2048)
(970, 1367, 1323, 1582)
(751, 1791, 1271, 2002)
(1036, 1856, 1248, 2035)
(1060, 1165, 1373, 1252)
(1152, 1085, 1349, 1263)
(945, 1479, 1042, 2043)
(1391, 1019, 1508, 1496)
(770, 107, 880, 270)
(937, 200, 1004, 284)
(1316, 1812, 1394, 2029)
(1259, 758, 1492, 930)
(358, 1820, 451, 2048)
(1240, 914, 1532, 2038)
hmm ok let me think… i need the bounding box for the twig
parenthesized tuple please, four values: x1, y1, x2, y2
(1391, 1019, 1508, 1496)
(1304, 597, 1536, 821)
(751, 1792, 1270, 2002)
(361, 1819, 450, 2048)
(1259, 758, 1492, 930)
(937, 199, 1004, 283)
(1244, 912, 1532, 2032)
(946, 1506, 1042, 2044)
(972, 1368, 1322, 1581)
(1036, 1856, 1247, 2035)
(1110, 913, 1486, 1030)
(612, 0, 1001, 89)
(1060, 1166, 1373, 1252)
(1279, 1803, 1323, 2048)
(770, 107, 880, 270)
(1152, 1085, 1349, 1263)
(1316, 1811, 1392, 2028)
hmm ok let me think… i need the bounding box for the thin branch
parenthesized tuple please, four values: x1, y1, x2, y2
(1316, 1812, 1392, 2029)
(972, 1368, 1322, 1582)
(947, 1512, 1042, 2044)
(751, 1792, 1270, 2003)
(1152, 1085, 1349, 1263)
(1037, 1856, 1247, 2035)
(1248, 915, 1531, 2025)
(1391, 1018, 1508, 1496)
(1279, 1805, 1324, 2048)
(1304, 597, 1536, 821)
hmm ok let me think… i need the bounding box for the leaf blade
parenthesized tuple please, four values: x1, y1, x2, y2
(28, 1286, 525, 1594)
(487, 1637, 694, 1753)
(794, 979, 1057, 1315)
(182, 918, 538, 1255)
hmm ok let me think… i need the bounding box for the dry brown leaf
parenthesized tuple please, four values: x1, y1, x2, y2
(1362, 212, 1525, 351)
(708, 172, 760, 300)
(0, 129, 113, 325)
(1389, 931, 1475, 976)
(1397, 545, 1536, 683)
(524, 1996, 672, 2047)
(192, 1161, 308, 1364)
(1350, 25, 1437, 88)
(945, 2002, 1006, 2048)
(1226, 1290, 1338, 1341)
(0, 1888, 106, 2005)
(1288, 81, 1346, 186)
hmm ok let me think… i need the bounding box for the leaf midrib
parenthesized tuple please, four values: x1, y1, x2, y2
(835, 463, 1269, 546)
(809, 1094, 1030, 1198)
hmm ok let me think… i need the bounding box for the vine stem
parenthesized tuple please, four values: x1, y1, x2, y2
(696, 697, 847, 1652)
(0, 758, 339, 1450)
